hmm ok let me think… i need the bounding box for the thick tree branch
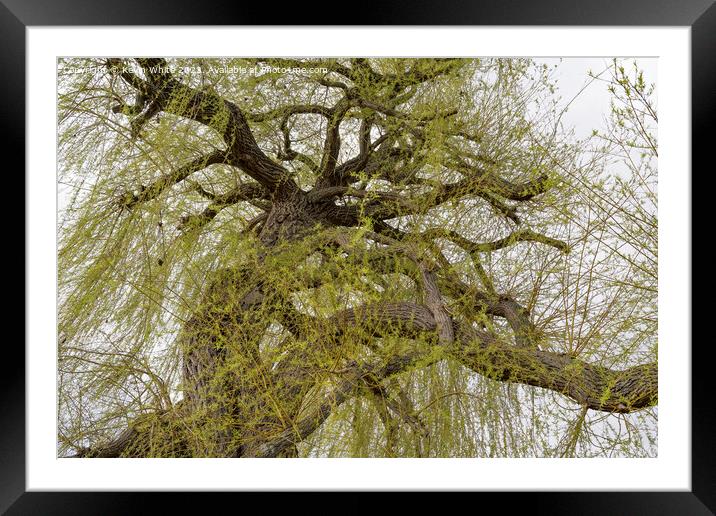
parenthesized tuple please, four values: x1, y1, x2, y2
(70, 292, 655, 459)
(449, 156, 553, 201)
(117, 150, 227, 209)
(73, 426, 138, 458)
(422, 227, 570, 254)
(246, 347, 437, 457)
(178, 182, 270, 231)
(246, 104, 332, 123)
(316, 97, 355, 182)
(276, 113, 320, 172)
(358, 175, 522, 224)
(247, 295, 656, 456)
(326, 302, 657, 413)
(111, 58, 298, 195)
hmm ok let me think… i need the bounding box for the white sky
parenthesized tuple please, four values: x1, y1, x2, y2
(535, 57, 657, 140)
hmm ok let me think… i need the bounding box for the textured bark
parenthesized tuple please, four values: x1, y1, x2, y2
(325, 302, 657, 413)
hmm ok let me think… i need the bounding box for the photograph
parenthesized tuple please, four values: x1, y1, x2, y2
(56, 56, 659, 459)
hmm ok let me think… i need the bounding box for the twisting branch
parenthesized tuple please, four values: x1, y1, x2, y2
(327, 302, 657, 413)
(449, 156, 553, 201)
(178, 182, 271, 232)
(276, 112, 320, 172)
(243, 212, 268, 235)
(417, 226, 568, 348)
(418, 262, 454, 344)
(329, 130, 399, 187)
(246, 104, 332, 123)
(356, 175, 523, 224)
(317, 96, 355, 182)
(246, 347, 439, 457)
(109, 58, 298, 194)
(365, 230, 455, 345)
(364, 376, 430, 456)
(117, 150, 227, 210)
(320, 115, 374, 185)
(422, 227, 570, 254)
(303, 228, 535, 352)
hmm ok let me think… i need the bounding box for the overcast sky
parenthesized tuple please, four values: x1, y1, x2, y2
(534, 57, 657, 140)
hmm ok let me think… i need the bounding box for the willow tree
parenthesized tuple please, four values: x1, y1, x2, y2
(58, 57, 657, 458)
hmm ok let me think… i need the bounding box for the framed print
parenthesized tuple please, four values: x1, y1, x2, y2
(8, 0, 713, 512)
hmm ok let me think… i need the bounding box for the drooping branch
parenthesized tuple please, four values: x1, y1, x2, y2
(326, 302, 656, 413)
(356, 174, 524, 224)
(246, 347, 438, 457)
(117, 149, 227, 209)
(249, 296, 656, 456)
(178, 181, 271, 231)
(246, 104, 332, 123)
(110, 58, 298, 195)
(448, 156, 553, 201)
(422, 227, 570, 254)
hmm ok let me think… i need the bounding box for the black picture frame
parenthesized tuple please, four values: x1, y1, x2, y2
(7, 0, 712, 512)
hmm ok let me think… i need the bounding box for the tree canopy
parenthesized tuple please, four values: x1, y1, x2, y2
(57, 57, 657, 458)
